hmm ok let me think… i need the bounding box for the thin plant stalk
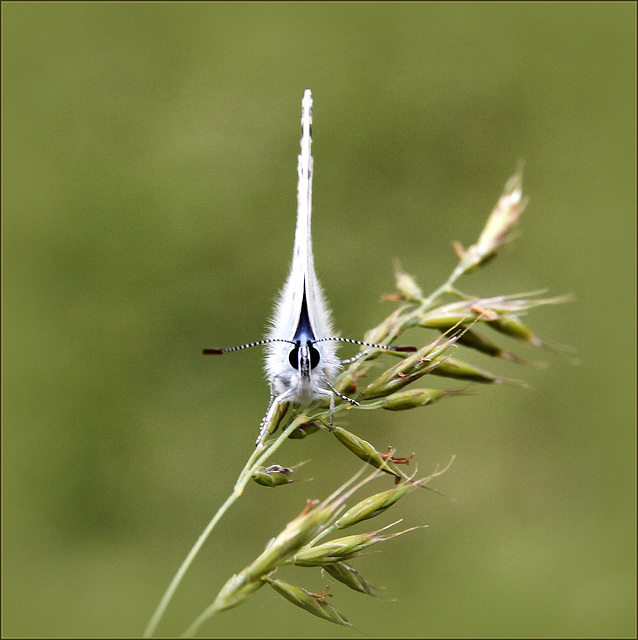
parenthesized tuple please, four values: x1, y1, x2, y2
(143, 418, 304, 638)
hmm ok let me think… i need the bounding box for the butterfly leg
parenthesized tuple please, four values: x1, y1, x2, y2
(313, 388, 336, 430)
(327, 383, 359, 408)
(318, 386, 359, 430)
(260, 390, 276, 429)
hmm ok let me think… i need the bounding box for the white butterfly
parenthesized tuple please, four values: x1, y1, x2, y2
(204, 90, 414, 445)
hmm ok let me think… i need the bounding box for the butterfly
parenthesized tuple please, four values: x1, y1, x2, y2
(204, 90, 415, 445)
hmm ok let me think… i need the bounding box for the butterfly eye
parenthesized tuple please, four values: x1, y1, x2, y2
(309, 343, 320, 369)
(288, 345, 300, 370)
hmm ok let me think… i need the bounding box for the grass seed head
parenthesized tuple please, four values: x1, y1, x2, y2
(267, 578, 352, 627)
(333, 482, 414, 529)
(252, 464, 295, 487)
(379, 388, 461, 411)
(242, 500, 337, 581)
(323, 562, 377, 596)
(429, 356, 522, 385)
(211, 573, 266, 612)
(455, 168, 527, 274)
(331, 427, 404, 479)
(393, 261, 424, 302)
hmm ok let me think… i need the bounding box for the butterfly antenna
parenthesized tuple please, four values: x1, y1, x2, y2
(314, 337, 416, 353)
(203, 338, 296, 355)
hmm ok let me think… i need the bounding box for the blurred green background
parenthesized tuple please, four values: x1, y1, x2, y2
(3, 3, 635, 638)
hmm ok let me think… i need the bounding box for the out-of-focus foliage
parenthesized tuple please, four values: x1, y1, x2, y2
(3, 3, 634, 637)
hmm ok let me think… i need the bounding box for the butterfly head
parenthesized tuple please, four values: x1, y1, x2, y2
(288, 339, 321, 379)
